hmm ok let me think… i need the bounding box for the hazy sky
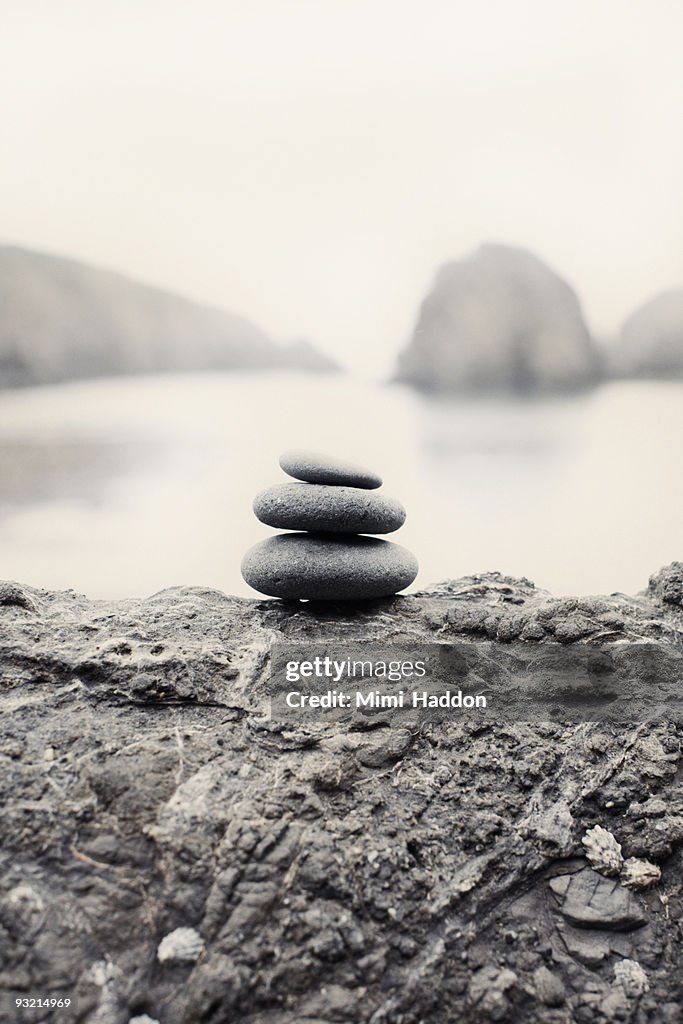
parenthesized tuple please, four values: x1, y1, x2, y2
(2, 0, 682, 374)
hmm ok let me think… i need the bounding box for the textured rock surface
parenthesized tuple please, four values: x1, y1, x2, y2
(253, 482, 406, 534)
(279, 449, 383, 489)
(1, 564, 683, 1023)
(395, 243, 599, 394)
(613, 290, 683, 379)
(241, 532, 418, 598)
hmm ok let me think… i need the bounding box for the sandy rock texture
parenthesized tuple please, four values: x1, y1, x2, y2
(1, 564, 682, 1024)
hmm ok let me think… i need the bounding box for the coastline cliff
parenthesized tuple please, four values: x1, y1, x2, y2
(0, 246, 337, 388)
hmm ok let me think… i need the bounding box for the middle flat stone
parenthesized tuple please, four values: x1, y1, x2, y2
(253, 482, 406, 535)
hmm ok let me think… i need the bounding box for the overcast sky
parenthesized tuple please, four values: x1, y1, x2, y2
(2, 0, 682, 374)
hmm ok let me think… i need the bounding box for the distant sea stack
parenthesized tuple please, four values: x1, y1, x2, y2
(611, 290, 683, 379)
(395, 243, 600, 394)
(0, 246, 338, 388)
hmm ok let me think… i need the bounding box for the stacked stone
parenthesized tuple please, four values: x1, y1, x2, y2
(241, 449, 418, 600)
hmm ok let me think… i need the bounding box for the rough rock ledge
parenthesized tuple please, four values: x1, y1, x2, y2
(1, 564, 682, 1024)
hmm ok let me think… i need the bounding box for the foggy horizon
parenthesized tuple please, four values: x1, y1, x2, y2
(2, 0, 683, 375)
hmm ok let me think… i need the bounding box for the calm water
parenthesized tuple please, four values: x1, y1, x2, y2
(0, 372, 680, 599)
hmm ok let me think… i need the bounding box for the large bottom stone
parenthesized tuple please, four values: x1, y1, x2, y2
(241, 533, 419, 599)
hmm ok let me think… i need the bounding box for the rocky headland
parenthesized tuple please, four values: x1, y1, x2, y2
(0, 247, 337, 388)
(1, 563, 683, 1023)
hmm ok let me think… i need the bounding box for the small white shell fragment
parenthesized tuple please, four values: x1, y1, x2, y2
(157, 926, 205, 964)
(620, 857, 661, 889)
(613, 958, 649, 997)
(84, 958, 121, 987)
(581, 825, 624, 876)
(129, 1017, 160, 1024)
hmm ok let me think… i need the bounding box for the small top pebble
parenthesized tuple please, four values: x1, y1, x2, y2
(279, 449, 382, 489)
